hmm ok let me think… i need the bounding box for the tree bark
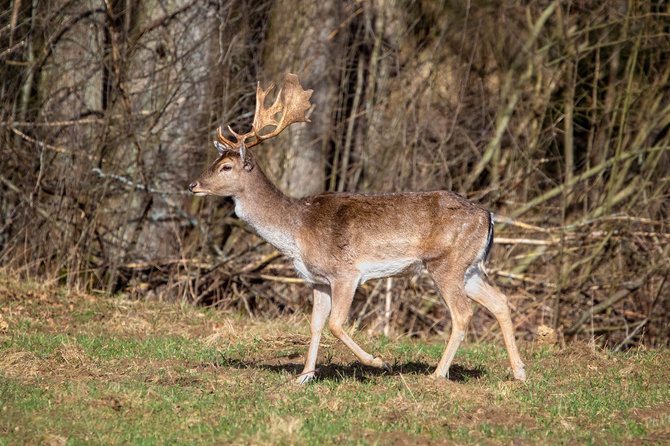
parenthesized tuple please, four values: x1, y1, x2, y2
(262, 0, 342, 197)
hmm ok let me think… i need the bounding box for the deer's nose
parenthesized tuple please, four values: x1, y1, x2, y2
(188, 182, 198, 193)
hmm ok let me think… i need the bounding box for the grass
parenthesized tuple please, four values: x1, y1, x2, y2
(0, 278, 668, 445)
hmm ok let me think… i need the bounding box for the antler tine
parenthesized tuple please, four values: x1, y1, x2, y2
(247, 73, 313, 148)
(216, 126, 238, 150)
(216, 73, 313, 155)
(274, 74, 313, 132)
(216, 122, 254, 158)
(251, 81, 281, 136)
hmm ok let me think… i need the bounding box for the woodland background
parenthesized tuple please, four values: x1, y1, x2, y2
(1, 0, 668, 349)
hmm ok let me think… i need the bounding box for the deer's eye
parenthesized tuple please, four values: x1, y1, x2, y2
(220, 164, 232, 172)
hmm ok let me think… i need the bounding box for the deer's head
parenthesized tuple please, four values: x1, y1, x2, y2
(189, 74, 313, 197)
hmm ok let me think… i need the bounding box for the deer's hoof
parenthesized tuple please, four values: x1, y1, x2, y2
(514, 364, 527, 381)
(296, 373, 315, 384)
(371, 356, 391, 372)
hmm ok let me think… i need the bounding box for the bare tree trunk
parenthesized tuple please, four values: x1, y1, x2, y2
(361, 0, 403, 193)
(262, 0, 342, 197)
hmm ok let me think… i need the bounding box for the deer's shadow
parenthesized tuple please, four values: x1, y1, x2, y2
(208, 354, 485, 383)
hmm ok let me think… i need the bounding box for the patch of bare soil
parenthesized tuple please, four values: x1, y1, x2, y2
(628, 404, 670, 425)
(534, 341, 623, 381)
(628, 403, 670, 442)
(462, 403, 536, 430)
(365, 430, 451, 446)
(418, 375, 536, 434)
(422, 377, 493, 405)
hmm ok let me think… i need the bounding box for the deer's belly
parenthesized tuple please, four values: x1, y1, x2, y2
(292, 256, 423, 286)
(356, 258, 423, 284)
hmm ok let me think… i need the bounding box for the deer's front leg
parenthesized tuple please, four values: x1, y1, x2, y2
(328, 278, 391, 372)
(297, 285, 332, 384)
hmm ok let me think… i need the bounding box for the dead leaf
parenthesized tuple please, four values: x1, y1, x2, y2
(0, 313, 8, 333)
(537, 325, 557, 346)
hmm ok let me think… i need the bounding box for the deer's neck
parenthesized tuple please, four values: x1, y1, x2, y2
(233, 167, 302, 259)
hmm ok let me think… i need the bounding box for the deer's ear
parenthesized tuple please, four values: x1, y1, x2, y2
(239, 140, 246, 162)
(242, 154, 255, 172)
(214, 141, 228, 156)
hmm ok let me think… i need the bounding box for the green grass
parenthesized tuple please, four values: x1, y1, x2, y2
(0, 280, 668, 445)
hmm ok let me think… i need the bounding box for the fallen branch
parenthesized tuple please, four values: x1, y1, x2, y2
(491, 269, 556, 288)
(493, 214, 552, 233)
(256, 274, 306, 284)
(495, 237, 557, 246)
(240, 251, 282, 274)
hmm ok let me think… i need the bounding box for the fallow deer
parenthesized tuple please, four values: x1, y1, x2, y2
(189, 73, 526, 383)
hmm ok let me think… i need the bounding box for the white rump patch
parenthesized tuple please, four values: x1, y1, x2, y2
(464, 272, 484, 296)
(356, 258, 422, 284)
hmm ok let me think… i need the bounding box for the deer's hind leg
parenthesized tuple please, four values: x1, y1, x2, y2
(464, 270, 526, 381)
(426, 259, 474, 379)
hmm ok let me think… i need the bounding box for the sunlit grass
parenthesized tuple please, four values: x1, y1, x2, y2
(1, 286, 668, 445)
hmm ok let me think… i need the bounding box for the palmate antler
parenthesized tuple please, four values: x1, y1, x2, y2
(216, 73, 313, 160)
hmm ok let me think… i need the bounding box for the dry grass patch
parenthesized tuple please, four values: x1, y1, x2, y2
(0, 348, 51, 379)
